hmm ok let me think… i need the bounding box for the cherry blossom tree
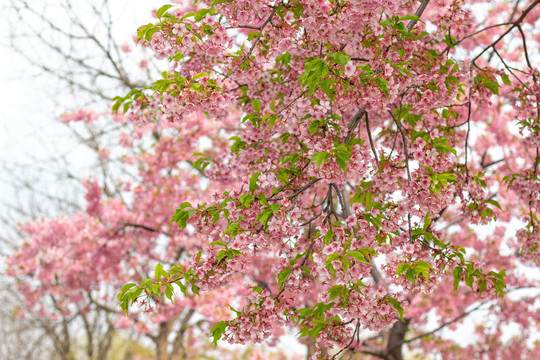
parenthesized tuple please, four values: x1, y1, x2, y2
(7, 0, 540, 359)
(4, 0, 287, 359)
(1, 0, 157, 358)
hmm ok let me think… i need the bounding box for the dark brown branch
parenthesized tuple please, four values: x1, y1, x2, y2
(472, 0, 540, 64)
(120, 222, 172, 237)
(388, 110, 411, 183)
(516, 25, 533, 70)
(223, 2, 281, 81)
(269, 178, 321, 202)
(332, 319, 360, 359)
(481, 158, 505, 169)
(365, 112, 379, 163)
(387, 301, 487, 354)
(344, 107, 366, 144)
(439, 23, 512, 55)
(388, 110, 413, 244)
(406, 0, 431, 32)
(300, 211, 323, 226)
(491, 48, 531, 91)
(464, 100, 472, 182)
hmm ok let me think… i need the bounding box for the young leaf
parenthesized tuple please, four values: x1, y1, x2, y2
(386, 296, 404, 321)
(277, 268, 292, 290)
(210, 321, 228, 346)
(156, 4, 173, 18)
(249, 172, 261, 192)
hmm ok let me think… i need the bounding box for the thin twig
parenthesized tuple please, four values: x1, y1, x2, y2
(472, 0, 540, 64)
(120, 222, 172, 237)
(464, 99, 472, 182)
(269, 178, 321, 202)
(388, 110, 411, 183)
(223, 2, 281, 81)
(439, 23, 512, 55)
(365, 112, 379, 163)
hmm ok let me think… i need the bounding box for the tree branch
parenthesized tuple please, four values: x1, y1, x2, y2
(406, 0, 431, 32)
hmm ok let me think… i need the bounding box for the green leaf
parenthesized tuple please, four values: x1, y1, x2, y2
(117, 283, 136, 302)
(405, 269, 416, 283)
(396, 264, 410, 276)
(154, 263, 167, 280)
(434, 143, 457, 156)
(209, 240, 228, 247)
(311, 152, 329, 169)
(328, 52, 350, 66)
(253, 286, 263, 294)
(423, 213, 432, 231)
(346, 250, 370, 264)
(308, 121, 320, 135)
(415, 266, 430, 280)
(500, 73, 511, 86)
(320, 78, 336, 101)
(210, 321, 228, 346)
(336, 158, 347, 173)
(415, 261, 433, 269)
(453, 266, 463, 290)
(239, 193, 254, 207)
(180, 202, 192, 209)
(276, 52, 291, 66)
(230, 136, 246, 153)
(145, 27, 160, 41)
(170, 206, 196, 229)
(328, 285, 344, 300)
(386, 296, 404, 321)
(117, 283, 142, 315)
(252, 98, 262, 113)
(375, 77, 389, 98)
(165, 286, 174, 302)
(247, 31, 259, 41)
(267, 114, 277, 130)
(277, 268, 292, 290)
(484, 80, 500, 95)
(324, 253, 341, 266)
(399, 14, 423, 23)
(485, 199, 502, 210)
(249, 172, 261, 192)
(194, 8, 212, 22)
(156, 4, 173, 18)
(175, 280, 187, 294)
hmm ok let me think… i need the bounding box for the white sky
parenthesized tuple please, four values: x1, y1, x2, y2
(0, 0, 164, 221)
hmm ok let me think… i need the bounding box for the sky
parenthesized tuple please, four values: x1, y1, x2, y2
(0, 0, 163, 225)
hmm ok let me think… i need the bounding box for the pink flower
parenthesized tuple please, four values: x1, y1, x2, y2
(344, 61, 356, 77)
(284, 12, 295, 24)
(114, 316, 134, 329)
(404, 243, 415, 254)
(262, 297, 274, 309)
(121, 43, 131, 53)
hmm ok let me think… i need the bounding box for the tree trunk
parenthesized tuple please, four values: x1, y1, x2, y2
(386, 318, 410, 360)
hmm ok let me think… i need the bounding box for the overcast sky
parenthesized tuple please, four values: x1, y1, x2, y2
(0, 0, 162, 159)
(0, 1, 164, 224)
